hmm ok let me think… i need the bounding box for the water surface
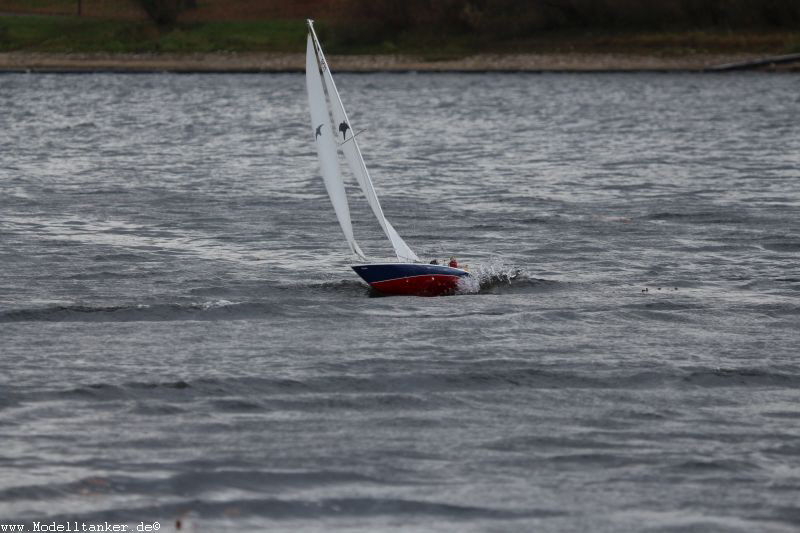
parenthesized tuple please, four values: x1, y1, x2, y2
(1, 71, 799, 532)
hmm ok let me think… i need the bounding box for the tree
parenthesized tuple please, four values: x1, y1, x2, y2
(137, 0, 196, 27)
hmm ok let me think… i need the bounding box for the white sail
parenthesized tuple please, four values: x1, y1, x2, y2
(306, 35, 365, 259)
(307, 21, 419, 263)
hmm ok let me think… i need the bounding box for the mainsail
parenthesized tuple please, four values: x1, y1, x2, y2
(305, 34, 365, 259)
(306, 20, 419, 263)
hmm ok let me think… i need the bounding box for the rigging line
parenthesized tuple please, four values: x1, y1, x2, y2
(338, 129, 367, 147)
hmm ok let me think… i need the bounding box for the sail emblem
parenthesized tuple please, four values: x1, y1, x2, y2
(338, 121, 350, 140)
(315, 124, 323, 139)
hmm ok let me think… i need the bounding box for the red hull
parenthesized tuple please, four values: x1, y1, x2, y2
(370, 274, 462, 296)
(351, 263, 470, 297)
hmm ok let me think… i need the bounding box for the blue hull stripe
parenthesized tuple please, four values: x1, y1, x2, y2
(351, 263, 470, 284)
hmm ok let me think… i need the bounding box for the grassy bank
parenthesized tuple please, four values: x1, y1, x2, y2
(1, 13, 799, 57)
(0, 15, 306, 53)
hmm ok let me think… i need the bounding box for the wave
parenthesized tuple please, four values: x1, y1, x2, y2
(762, 239, 800, 253)
(663, 458, 760, 475)
(0, 469, 380, 504)
(457, 260, 558, 295)
(643, 210, 750, 224)
(0, 300, 283, 323)
(60, 380, 193, 401)
(682, 367, 799, 388)
(0, 261, 552, 319)
(16, 500, 550, 527)
(14, 494, 554, 523)
(19, 365, 800, 409)
(313, 279, 375, 296)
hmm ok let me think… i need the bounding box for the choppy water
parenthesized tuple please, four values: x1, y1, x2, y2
(1, 71, 799, 532)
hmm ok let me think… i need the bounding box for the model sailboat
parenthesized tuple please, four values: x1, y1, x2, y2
(305, 19, 469, 296)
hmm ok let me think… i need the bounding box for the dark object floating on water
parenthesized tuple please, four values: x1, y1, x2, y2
(708, 52, 800, 71)
(642, 286, 679, 293)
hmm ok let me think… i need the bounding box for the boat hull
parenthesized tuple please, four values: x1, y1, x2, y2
(351, 263, 470, 296)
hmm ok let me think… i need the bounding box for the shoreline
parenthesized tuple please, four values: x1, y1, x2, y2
(2, 51, 798, 73)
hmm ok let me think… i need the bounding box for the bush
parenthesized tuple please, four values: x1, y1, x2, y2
(137, 0, 196, 27)
(329, 0, 800, 40)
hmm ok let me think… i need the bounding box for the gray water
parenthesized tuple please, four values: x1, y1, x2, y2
(1, 71, 799, 532)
